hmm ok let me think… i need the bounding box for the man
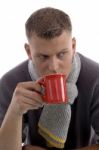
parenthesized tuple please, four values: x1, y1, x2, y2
(0, 7, 99, 150)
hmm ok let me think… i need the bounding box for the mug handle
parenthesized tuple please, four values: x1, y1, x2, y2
(38, 78, 46, 101)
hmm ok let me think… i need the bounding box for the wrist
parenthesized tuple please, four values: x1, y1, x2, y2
(8, 101, 26, 118)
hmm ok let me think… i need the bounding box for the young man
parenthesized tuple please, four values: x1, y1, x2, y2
(0, 7, 99, 150)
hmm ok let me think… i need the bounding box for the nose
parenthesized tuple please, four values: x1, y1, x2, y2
(48, 57, 59, 73)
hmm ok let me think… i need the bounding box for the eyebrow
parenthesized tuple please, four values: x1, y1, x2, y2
(36, 48, 69, 56)
(59, 48, 69, 52)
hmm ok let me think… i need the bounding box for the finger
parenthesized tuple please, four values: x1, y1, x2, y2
(22, 96, 44, 107)
(18, 87, 44, 104)
(19, 102, 42, 114)
(15, 96, 43, 112)
(24, 102, 43, 109)
(17, 81, 42, 93)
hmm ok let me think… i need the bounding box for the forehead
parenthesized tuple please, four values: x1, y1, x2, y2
(29, 31, 72, 54)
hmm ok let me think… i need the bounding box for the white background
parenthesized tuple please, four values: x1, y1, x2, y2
(0, 0, 99, 77)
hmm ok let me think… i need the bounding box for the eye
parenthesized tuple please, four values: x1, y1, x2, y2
(39, 55, 49, 61)
(57, 52, 66, 59)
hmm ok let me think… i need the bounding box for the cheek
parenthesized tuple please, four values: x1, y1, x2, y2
(63, 63, 72, 75)
(34, 61, 47, 75)
(35, 60, 46, 68)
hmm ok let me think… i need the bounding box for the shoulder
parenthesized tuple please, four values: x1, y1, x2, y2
(0, 60, 31, 92)
(77, 52, 99, 97)
(78, 52, 99, 80)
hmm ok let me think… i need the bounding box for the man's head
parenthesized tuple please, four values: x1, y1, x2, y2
(25, 7, 72, 40)
(24, 7, 76, 78)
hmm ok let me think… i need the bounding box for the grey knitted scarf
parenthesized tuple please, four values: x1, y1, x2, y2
(28, 53, 81, 148)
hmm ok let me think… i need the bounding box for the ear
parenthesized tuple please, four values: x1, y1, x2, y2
(24, 43, 32, 59)
(72, 37, 76, 54)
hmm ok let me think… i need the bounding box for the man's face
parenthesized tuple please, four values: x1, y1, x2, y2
(25, 31, 76, 78)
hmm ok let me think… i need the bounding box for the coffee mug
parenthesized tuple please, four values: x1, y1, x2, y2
(38, 74, 68, 104)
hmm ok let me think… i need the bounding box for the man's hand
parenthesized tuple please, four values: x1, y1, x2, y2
(0, 81, 45, 150)
(22, 145, 46, 150)
(9, 81, 44, 116)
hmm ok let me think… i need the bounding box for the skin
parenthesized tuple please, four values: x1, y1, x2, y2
(0, 30, 99, 150)
(25, 31, 76, 78)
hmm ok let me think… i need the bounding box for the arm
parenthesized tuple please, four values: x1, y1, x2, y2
(0, 81, 44, 150)
(0, 106, 22, 150)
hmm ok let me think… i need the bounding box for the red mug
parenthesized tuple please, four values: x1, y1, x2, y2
(38, 74, 68, 104)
